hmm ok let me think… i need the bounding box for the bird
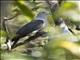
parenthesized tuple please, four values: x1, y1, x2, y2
(54, 17, 74, 35)
(4, 12, 48, 50)
(54, 17, 79, 42)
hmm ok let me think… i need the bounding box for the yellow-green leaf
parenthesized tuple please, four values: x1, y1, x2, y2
(60, 2, 77, 11)
(0, 30, 7, 37)
(15, 0, 34, 19)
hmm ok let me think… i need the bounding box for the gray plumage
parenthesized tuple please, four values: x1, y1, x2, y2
(6, 12, 48, 49)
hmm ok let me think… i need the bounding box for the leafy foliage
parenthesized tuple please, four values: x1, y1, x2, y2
(0, 30, 7, 37)
(15, 0, 34, 20)
(1, 0, 80, 60)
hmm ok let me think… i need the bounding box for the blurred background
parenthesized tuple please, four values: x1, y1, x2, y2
(0, 0, 80, 60)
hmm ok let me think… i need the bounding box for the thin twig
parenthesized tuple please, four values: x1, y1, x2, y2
(3, 12, 19, 21)
(2, 12, 20, 43)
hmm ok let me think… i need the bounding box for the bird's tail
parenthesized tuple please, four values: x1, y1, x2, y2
(68, 28, 75, 35)
(11, 36, 20, 49)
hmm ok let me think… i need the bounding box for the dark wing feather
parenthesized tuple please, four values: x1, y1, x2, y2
(16, 20, 43, 37)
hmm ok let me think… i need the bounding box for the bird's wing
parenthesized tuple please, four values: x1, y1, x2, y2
(16, 20, 43, 37)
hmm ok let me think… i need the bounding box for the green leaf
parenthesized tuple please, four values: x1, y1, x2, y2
(56, 2, 77, 17)
(0, 30, 7, 37)
(15, 0, 34, 20)
(60, 2, 77, 11)
(46, 36, 80, 58)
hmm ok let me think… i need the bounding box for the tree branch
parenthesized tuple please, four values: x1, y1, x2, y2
(45, 0, 55, 19)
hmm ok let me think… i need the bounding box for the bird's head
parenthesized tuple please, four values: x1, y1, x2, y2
(54, 17, 68, 31)
(35, 12, 48, 22)
(54, 17, 64, 25)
